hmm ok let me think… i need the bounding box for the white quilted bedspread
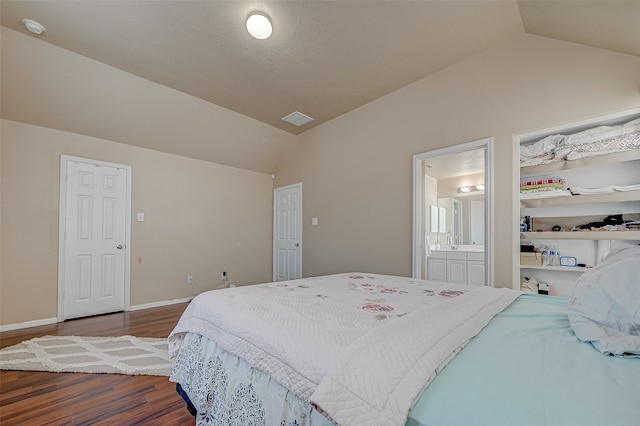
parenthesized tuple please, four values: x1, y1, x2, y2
(168, 273, 519, 426)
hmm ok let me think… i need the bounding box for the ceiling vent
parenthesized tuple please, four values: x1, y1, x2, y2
(282, 111, 314, 127)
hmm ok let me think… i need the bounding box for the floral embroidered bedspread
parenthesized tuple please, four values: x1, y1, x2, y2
(168, 273, 518, 425)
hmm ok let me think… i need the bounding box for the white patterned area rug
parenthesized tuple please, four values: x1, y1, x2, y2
(0, 335, 173, 376)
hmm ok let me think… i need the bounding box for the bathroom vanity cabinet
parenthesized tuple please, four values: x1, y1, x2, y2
(427, 249, 485, 286)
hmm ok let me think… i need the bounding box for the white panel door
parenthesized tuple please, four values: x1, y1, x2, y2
(60, 157, 129, 320)
(273, 183, 302, 281)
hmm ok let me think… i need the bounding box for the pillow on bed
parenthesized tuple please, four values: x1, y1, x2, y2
(567, 244, 640, 357)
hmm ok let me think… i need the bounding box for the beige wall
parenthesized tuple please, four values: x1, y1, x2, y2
(273, 34, 640, 286)
(1, 120, 274, 325)
(0, 27, 293, 327)
(1, 27, 294, 174)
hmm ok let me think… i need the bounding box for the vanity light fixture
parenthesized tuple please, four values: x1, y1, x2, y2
(458, 184, 485, 193)
(23, 19, 45, 35)
(246, 12, 272, 39)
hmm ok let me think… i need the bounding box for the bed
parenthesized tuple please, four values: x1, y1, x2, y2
(168, 247, 640, 426)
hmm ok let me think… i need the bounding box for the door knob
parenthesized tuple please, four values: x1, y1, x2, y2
(295, 243, 300, 247)
(116, 244, 124, 249)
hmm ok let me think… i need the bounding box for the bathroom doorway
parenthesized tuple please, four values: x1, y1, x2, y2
(412, 138, 493, 285)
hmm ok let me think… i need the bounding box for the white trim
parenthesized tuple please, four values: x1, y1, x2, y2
(486, 139, 495, 287)
(412, 155, 424, 279)
(58, 155, 132, 322)
(129, 297, 193, 311)
(0, 317, 58, 333)
(512, 132, 522, 291)
(0, 298, 192, 332)
(412, 138, 494, 286)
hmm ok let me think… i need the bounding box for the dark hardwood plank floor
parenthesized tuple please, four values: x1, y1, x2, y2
(0, 303, 195, 425)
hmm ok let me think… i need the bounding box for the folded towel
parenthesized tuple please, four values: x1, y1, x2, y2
(569, 184, 640, 195)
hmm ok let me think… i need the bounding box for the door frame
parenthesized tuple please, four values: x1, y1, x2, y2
(57, 155, 132, 322)
(273, 182, 302, 281)
(412, 137, 494, 285)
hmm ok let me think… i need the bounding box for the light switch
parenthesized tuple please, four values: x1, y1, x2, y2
(137, 213, 145, 222)
(311, 217, 318, 225)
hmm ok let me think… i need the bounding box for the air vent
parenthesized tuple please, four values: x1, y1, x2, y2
(282, 111, 314, 127)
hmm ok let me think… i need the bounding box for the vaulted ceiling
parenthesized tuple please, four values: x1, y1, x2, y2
(2, 1, 638, 135)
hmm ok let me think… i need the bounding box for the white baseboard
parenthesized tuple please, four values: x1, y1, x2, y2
(0, 317, 58, 333)
(129, 297, 192, 311)
(0, 298, 192, 332)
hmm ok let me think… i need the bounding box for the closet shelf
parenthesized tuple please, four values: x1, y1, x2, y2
(520, 149, 640, 177)
(520, 190, 640, 208)
(520, 265, 590, 272)
(520, 231, 640, 240)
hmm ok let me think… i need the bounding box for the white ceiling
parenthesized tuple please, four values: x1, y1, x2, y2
(1, 1, 638, 135)
(425, 149, 485, 180)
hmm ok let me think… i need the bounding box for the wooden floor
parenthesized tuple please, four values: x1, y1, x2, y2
(0, 303, 195, 425)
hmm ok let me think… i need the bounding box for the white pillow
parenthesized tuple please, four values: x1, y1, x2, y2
(567, 244, 640, 357)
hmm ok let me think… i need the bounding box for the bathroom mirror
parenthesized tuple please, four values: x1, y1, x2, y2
(426, 156, 485, 250)
(437, 195, 484, 246)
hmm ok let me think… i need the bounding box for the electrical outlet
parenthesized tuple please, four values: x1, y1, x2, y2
(221, 271, 227, 281)
(187, 275, 194, 285)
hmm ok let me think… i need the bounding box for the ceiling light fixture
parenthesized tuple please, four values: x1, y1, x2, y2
(475, 184, 485, 191)
(246, 12, 272, 40)
(23, 19, 45, 35)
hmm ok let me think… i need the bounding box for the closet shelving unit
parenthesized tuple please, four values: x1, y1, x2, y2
(514, 108, 640, 297)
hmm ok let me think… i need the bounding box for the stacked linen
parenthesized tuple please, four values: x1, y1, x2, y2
(520, 134, 564, 167)
(569, 183, 640, 195)
(556, 118, 640, 161)
(623, 221, 640, 230)
(520, 118, 640, 167)
(520, 177, 571, 199)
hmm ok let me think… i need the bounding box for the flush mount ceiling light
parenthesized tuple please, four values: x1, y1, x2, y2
(282, 111, 314, 127)
(23, 19, 45, 35)
(246, 12, 272, 39)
